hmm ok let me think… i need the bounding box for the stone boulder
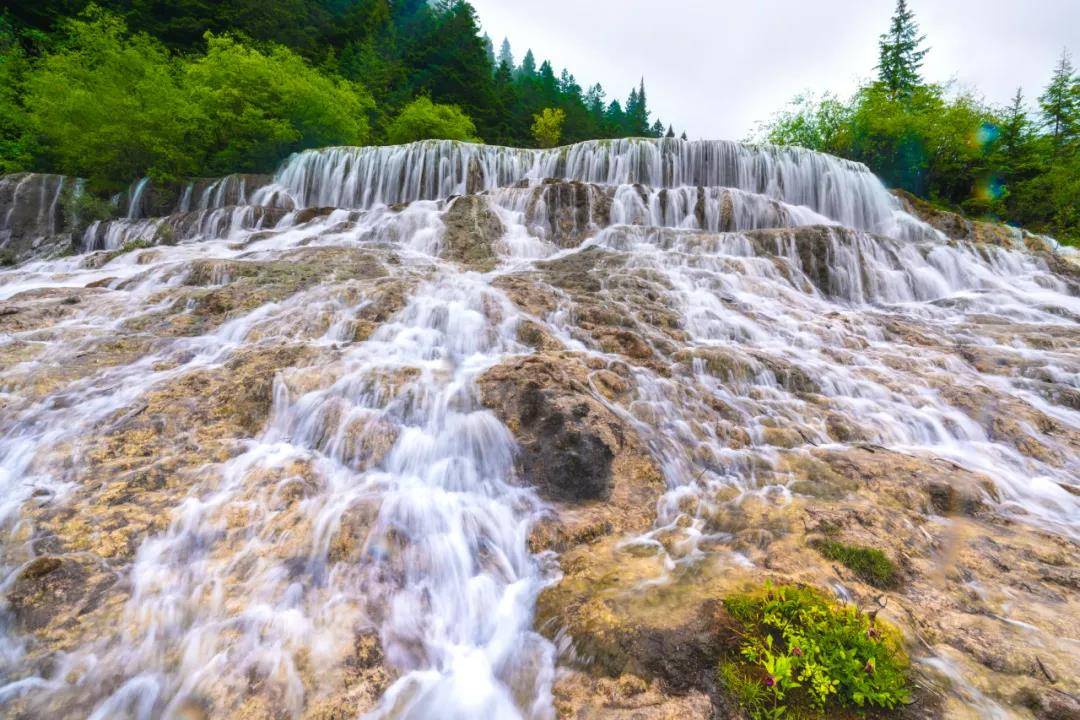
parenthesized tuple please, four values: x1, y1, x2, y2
(440, 194, 503, 270)
(0, 173, 77, 263)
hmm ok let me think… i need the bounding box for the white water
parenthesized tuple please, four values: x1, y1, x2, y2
(246, 138, 931, 241)
(0, 138, 1077, 719)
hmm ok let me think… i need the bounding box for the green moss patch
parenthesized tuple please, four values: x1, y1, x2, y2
(718, 583, 910, 719)
(812, 539, 899, 589)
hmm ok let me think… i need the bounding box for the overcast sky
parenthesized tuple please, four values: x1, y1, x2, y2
(469, 0, 1079, 140)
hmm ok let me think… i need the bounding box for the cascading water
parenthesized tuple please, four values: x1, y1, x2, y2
(0, 138, 1076, 719)
(247, 139, 930, 241)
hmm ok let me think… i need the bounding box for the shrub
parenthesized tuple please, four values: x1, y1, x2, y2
(720, 583, 910, 719)
(811, 539, 899, 589)
(384, 97, 480, 145)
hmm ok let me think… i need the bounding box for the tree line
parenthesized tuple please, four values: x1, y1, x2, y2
(754, 0, 1079, 245)
(1, 1, 681, 189)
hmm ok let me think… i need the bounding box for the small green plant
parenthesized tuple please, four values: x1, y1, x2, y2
(0, 247, 16, 266)
(99, 237, 154, 263)
(811, 539, 899, 589)
(720, 583, 910, 719)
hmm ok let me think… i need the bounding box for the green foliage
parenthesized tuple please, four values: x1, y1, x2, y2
(754, 1, 1080, 246)
(531, 107, 565, 148)
(384, 96, 480, 144)
(2, 1, 674, 178)
(61, 185, 117, 233)
(0, 16, 34, 173)
(185, 34, 372, 174)
(24, 8, 200, 184)
(876, 0, 927, 100)
(811, 540, 899, 589)
(12, 8, 371, 184)
(720, 584, 911, 719)
(756, 92, 851, 156)
(99, 237, 154, 264)
(1039, 50, 1079, 156)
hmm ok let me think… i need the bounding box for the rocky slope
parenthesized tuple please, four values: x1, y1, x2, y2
(0, 138, 1077, 720)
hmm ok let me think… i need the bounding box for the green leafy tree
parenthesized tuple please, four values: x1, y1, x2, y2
(185, 34, 372, 174)
(876, 0, 928, 100)
(384, 96, 480, 144)
(755, 92, 851, 155)
(24, 8, 200, 184)
(403, 1, 496, 138)
(531, 107, 565, 148)
(4, 0, 680, 182)
(0, 15, 34, 173)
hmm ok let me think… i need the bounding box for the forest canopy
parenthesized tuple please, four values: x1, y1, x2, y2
(0, 1, 673, 187)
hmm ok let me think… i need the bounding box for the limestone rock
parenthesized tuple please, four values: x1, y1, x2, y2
(440, 194, 503, 270)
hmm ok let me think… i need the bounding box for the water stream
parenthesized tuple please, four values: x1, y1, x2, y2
(0, 138, 1076, 719)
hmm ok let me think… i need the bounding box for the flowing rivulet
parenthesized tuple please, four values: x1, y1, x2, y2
(0, 138, 1077, 719)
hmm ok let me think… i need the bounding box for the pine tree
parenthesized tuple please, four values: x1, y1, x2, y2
(605, 100, 625, 134)
(649, 119, 664, 137)
(584, 83, 606, 116)
(680, 131, 688, 141)
(497, 37, 513, 69)
(519, 49, 536, 77)
(1039, 49, 1079, 158)
(559, 69, 580, 98)
(625, 78, 650, 135)
(665, 125, 675, 138)
(876, 0, 928, 100)
(1000, 88, 1030, 159)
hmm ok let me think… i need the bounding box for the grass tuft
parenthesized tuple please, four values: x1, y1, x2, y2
(811, 539, 899, 589)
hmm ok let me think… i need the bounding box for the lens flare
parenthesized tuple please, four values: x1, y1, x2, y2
(973, 122, 1000, 149)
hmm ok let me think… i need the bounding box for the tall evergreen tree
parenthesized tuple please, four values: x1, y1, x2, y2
(625, 78, 650, 135)
(665, 124, 675, 138)
(605, 100, 625, 134)
(1039, 49, 1079, 158)
(519, 49, 536, 77)
(497, 37, 513, 68)
(481, 33, 495, 68)
(999, 88, 1032, 165)
(876, 0, 928, 99)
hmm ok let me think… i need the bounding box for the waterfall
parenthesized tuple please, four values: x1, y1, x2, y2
(126, 177, 151, 220)
(248, 138, 931, 241)
(0, 138, 1076, 720)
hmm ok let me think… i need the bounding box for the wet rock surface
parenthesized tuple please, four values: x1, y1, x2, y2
(440, 193, 503, 270)
(1, 139, 1078, 719)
